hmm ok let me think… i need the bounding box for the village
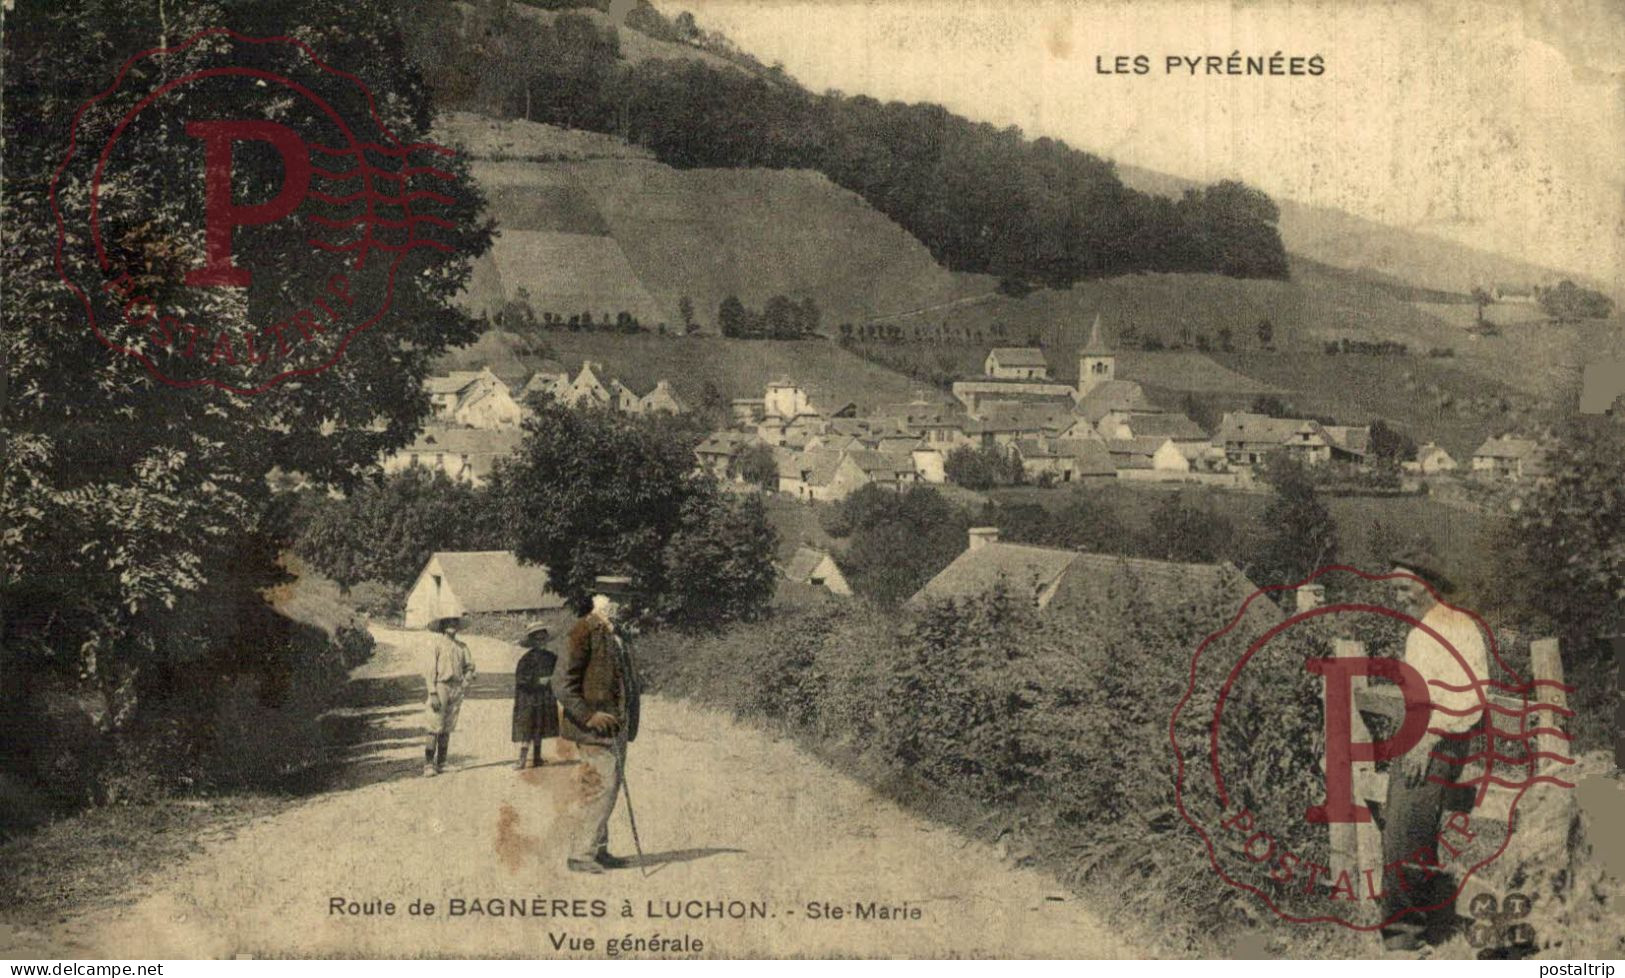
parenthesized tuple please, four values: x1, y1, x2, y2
(390, 315, 1551, 501)
(379, 313, 1559, 620)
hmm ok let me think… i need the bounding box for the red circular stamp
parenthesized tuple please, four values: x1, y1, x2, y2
(50, 28, 466, 394)
(1171, 566, 1577, 932)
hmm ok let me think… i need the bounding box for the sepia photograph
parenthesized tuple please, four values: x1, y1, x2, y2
(2, 0, 1622, 965)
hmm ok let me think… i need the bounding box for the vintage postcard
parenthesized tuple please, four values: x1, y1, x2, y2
(2, 0, 1622, 964)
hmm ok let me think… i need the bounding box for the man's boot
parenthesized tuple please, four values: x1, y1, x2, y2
(594, 850, 631, 869)
(531, 740, 545, 767)
(435, 733, 449, 772)
(515, 747, 530, 771)
(423, 734, 438, 777)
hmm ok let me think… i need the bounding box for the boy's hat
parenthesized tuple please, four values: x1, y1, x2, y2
(523, 620, 550, 639)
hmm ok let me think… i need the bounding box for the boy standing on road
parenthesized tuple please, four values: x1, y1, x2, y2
(422, 614, 477, 777)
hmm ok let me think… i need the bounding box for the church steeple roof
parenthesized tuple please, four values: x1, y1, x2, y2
(1082, 313, 1111, 356)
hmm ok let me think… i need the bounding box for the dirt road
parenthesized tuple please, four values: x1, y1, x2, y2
(3, 626, 1147, 958)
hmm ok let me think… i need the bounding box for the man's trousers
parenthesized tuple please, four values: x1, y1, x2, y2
(571, 742, 623, 861)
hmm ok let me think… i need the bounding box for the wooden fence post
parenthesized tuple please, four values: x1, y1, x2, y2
(1529, 638, 1567, 772)
(1319, 637, 1384, 916)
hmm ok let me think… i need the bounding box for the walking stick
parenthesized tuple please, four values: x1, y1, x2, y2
(617, 737, 653, 878)
(615, 638, 653, 877)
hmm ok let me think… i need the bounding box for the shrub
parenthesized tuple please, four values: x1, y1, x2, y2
(639, 570, 1312, 947)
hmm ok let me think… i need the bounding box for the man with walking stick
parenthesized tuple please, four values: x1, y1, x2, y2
(554, 575, 641, 874)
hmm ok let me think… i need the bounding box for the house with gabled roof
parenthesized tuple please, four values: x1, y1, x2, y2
(1322, 425, 1372, 465)
(984, 347, 1051, 380)
(1106, 436, 1190, 474)
(638, 380, 686, 415)
(608, 378, 640, 413)
(1107, 412, 1208, 444)
(564, 361, 611, 408)
(381, 425, 524, 486)
(404, 550, 566, 629)
(1471, 434, 1547, 481)
(779, 546, 851, 597)
(907, 527, 1275, 622)
(1215, 412, 1331, 468)
(519, 368, 568, 404)
(424, 367, 523, 430)
(1403, 442, 1458, 476)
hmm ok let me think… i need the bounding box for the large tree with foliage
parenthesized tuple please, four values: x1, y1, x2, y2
(493, 400, 773, 624)
(2, 0, 489, 743)
(1247, 455, 1339, 587)
(1498, 417, 1624, 651)
(291, 469, 508, 591)
(823, 485, 969, 605)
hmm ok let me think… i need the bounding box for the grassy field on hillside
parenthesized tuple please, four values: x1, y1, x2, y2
(988, 482, 1500, 600)
(1209, 352, 1540, 459)
(460, 331, 946, 412)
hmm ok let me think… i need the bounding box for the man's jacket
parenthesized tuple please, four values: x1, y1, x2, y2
(552, 613, 640, 746)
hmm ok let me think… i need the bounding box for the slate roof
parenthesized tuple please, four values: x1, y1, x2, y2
(1105, 436, 1171, 469)
(1215, 412, 1323, 447)
(847, 449, 915, 478)
(783, 546, 837, 584)
(1054, 438, 1117, 476)
(418, 550, 566, 613)
(1123, 413, 1207, 441)
(403, 426, 524, 480)
(424, 371, 489, 396)
(1075, 380, 1159, 423)
(908, 542, 1081, 609)
(909, 541, 1275, 619)
(1323, 425, 1371, 457)
(1047, 554, 1271, 618)
(988, 347, 1050, 368)
(1473, 435, 1541, 460)
(973, 402, 1077, 434)
(408, 426, 523, 455)
(696, 430, 756, 457)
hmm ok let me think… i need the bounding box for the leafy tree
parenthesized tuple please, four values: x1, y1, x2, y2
(1367, 419, 1417, 463)
(293, 469, 506, 590)
(678, 295, 697, 333)
(718, 295, 748, 338)
(660, 491, 778, 627)
(763, 294, 798, 339)
(1538, 280, 1614, 322)
(1250, 394, 1292, 418)
(1248, 455, 1339, 586)
(729, 442, 779, 490)
(2, 0, 489, 754)
(944, 444, 1024, 490)
(1498, 417, 1624, 652)
(494, 400, 770, 624)
(1255, 318, 1276, 349)
(824, 486, 969, 605)
(1470, 286, 1493, 325)
(1138, 492, 1236, 563)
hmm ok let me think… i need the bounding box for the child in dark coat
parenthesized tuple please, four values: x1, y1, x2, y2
(512, 621, 560, 769)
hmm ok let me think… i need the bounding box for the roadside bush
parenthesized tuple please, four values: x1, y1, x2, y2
(639, 569, 1309, 948)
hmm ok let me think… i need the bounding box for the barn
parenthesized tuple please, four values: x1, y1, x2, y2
(404, 551, 566, 629)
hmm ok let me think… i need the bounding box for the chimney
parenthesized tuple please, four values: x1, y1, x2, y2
(968, 526, 1000, 551)
(1295, 583, 1325, 613)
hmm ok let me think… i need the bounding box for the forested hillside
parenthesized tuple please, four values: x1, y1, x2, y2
(400, 0, 1291, 289)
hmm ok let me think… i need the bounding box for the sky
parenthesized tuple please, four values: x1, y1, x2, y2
(652, 0, 1624, 291)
